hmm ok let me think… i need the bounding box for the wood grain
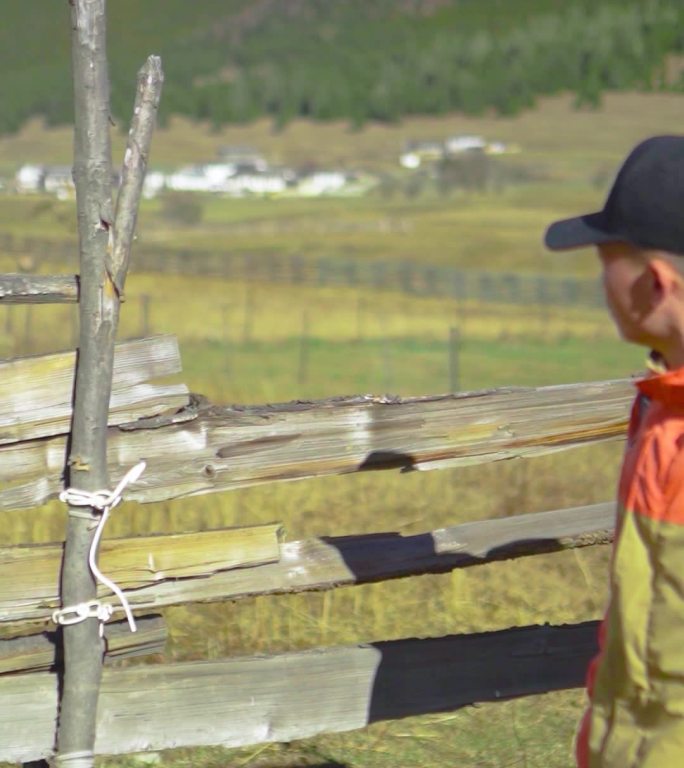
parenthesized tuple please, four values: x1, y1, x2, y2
(0, 523, 282, 624)
(0, 378, 634, 510)
(0, 503, 612, 623)
(0, 274, 79, 304)
(0, 334, 188, 445)
(0, 620, 599, 761)
(0, 615, 166, 674)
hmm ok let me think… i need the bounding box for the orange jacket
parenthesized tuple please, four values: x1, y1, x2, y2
(578, 366, 684, 767)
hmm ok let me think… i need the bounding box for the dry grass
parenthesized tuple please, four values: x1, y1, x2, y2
(3, 93, 674, 766)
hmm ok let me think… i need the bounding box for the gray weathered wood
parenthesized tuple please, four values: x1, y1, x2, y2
(57, 4, 165, 762)
(0, 274, 79, 304)
(0, 378, 634, 511)
(124, 500, 613, 612)
(1, 502, 613, 623)
(0, 615, 166, 675)
(0, 620, 599, 761)
(0, 335, 187, 445)
(0, 523, 282, 624)
(110, 56, 163, 296)
(58, 0, 117, 758)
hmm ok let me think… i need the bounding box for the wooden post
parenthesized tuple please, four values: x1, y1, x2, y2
(355, 296, 365, 342)
(298, 309, 309, 388)
(71, 305, 79, 348)
(221, 303, 230, 343)
(56, 3, 114, 760)
(140, 294, 151, 337)
(449, 326, 460, 393)
(56, 2, 163, 765)
(23, 305, 33, 353)
(242, 284, 254, 344)
(381, 336, 392, 392)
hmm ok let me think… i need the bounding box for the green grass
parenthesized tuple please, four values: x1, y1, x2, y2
(0, 232, 631, 768)
(176, 333, 642, 406)
(2, 93, 673, 767)
(0, 302, 627, 767)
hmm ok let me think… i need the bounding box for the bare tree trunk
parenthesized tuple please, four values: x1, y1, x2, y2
(56, 1, 114, 762)
(56, 2, 163, 764)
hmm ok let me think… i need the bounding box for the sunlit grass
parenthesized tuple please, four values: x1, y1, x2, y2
(0, 260, 630, 768)
(2, 93, 672, 766)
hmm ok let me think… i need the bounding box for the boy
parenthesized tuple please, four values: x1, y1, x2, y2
(545, 135, 684, 767)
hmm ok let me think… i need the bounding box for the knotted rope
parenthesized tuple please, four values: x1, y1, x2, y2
(52, 461, 146, 635)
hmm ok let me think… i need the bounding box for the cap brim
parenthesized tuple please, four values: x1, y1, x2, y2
(544, 211, 618, 251)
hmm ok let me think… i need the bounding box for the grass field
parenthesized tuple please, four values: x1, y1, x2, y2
(0, 272, 633, 768)
(0, 93, 676, 767)
(2, 91, 684, 281)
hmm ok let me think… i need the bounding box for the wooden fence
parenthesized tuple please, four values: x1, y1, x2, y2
(0, 3, 625, 763)
(0, 332, 629, 759)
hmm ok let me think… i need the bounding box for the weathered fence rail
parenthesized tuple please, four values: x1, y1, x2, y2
(0, 615, 166, 675)
(0, 377, 632, 511)
(0, 341, 625, 759)
(0, 501, 612, 624)
(0, 334, 187, 444)
(0, 620, 600, 762)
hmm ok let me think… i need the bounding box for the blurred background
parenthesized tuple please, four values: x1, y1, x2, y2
(1, 2, 683, 766)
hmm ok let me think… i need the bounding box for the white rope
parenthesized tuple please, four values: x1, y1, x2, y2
(53, 461, 146, 635)
(55, 749, 95, 768)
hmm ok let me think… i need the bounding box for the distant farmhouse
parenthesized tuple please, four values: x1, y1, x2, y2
(15, 164, 122, 199)
(15, 164, 77, 199)
(16, 145, 365, 200)
(399, 134, 516, 169)
(15, 164, 45, 194)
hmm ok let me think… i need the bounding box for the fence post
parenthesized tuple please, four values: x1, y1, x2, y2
(221, 303, 230, 343)
(70, 305, 79, 348)
(356, 296, 365, 342)
(242, 284, 254, 344)
(22, 306, 33, 354)
(298, 309, 309, 388)
(449, 326, 460, 393)
(140, 294, 151, 337)
(55, 4, 116, 761)
(55, 3, 163, 763)
(4, 304, 13, 336)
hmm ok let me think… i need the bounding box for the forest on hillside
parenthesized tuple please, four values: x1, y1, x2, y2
(1, 0, 683, 134)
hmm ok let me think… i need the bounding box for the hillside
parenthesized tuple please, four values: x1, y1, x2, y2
(1, 0, 683, 134)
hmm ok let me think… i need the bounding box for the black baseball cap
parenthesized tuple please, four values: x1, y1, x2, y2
(544, 135, 684, 256)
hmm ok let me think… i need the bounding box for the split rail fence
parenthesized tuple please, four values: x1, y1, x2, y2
(0, 2, 628, 763)
(0, 332, 633, 759)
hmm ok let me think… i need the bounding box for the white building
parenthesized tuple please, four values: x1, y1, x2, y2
(166, 164, 235, 193)
(296, 171, 348, 196)
(43, 166, 74, 199)
(399, 140, 445, 169)
(222, 171, 291, 196)
(444, 135, 487, 155)
(15, 164, 45, 193)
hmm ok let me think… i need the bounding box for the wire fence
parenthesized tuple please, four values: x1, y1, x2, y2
(0, 233, 619, 403)
(0, 233, 604, 309)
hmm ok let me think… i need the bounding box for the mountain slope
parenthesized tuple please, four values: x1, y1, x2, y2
(1, 0, 682, 134)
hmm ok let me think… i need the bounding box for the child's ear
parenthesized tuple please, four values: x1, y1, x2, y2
(647, 259, 680, 303)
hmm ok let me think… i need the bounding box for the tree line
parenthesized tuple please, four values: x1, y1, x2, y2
(1, 0, 683, 135)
